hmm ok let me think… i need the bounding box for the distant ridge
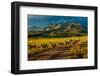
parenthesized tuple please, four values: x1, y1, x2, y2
(28, 22, 87, 37)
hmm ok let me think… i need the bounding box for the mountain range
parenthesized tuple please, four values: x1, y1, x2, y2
(28, 22, 87, 37)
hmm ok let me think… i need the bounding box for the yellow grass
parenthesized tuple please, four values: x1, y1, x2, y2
(28, 36, 88, 60)
(28, 36, 87, 45)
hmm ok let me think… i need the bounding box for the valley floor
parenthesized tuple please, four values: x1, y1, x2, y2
(28, 36, 88, 61)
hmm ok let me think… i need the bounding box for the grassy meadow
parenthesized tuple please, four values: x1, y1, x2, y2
(28, 36, 88, 60)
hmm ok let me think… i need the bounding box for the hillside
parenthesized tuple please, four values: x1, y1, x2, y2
(28, 22, 87, 37)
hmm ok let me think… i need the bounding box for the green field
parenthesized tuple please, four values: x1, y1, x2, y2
(28, 36, 88, 61)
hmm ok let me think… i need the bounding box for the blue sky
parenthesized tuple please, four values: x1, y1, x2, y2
(28, 15, 88, 28)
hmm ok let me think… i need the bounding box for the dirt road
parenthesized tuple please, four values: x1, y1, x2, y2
(28, 40, 81, 60)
